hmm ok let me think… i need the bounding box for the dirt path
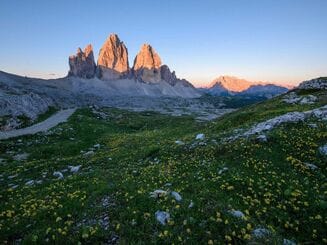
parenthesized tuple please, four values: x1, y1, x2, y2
(0, 108, 76, 140)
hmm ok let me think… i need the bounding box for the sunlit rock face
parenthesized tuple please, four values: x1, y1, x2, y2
(132, 44, 162, 83)
(97, 34, 129, 80)
(209, 76, 253, 93)
(68, 44, 96, 78)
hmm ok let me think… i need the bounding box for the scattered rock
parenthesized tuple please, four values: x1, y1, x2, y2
(94, 144, 101, 149)
(308, 123, 318, 128)
(68, 165, 82, 173)
(171, 191, 182, 201)
(195, 133, 205, 140)
(304, 163, 318, 170)
(8, 174, 18, 179)
(311, 105, 327, 121)
(101, 196, 112, 208)
(13, 153, 29, 161)
(83, 151, 94, 157)
(252, 228, 270, 238)
(229, 210, 245, 219)
(175, 140, 185, 145)
(256, 134, 267, 142)
(299, 95, 317, 104)
(218, 167, 228, 175)
(53, 171, 64, 180)
(283, 238, 296, 245)
(25, 180, 34, 186)
(188, 201, 194, 208)
(282, 92, 317, 105)
(155, 211, 170, 225)
(149, 190, 167, 199)
(319, 144, 327, 156)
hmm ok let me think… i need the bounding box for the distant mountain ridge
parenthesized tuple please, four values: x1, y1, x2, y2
(204, 75, 290, 98)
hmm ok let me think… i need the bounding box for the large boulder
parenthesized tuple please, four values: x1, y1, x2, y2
(68, 44, 96, 78)
(132, 44, 162, 83)
(97, 34, 129, 80)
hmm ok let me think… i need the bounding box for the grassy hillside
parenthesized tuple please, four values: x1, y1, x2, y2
(0, 90, 326, 244)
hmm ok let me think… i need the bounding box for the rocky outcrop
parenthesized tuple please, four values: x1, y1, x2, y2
(160, 65, 194, 88)
(282, 92, 317, 104)
(0, 92, 53, 120)
(229, 105, 327, 141)
(97, 34, 129, 80)
(68, 44, 96, 78)
(298, 77, 327, 90)
(132, 44, 162, 83)
(160, 65, 177, 85)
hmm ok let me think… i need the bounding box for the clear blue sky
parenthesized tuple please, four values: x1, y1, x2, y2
(0, 0, 326, 86)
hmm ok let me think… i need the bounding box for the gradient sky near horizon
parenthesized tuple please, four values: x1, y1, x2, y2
(0, 0, 326, 87)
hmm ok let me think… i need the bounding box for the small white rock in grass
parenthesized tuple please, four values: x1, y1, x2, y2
(218, 167, 228, 175)
(252, 228, 270, 238)
(256, 134, 268, 142)
(68, 165, 82, 173)
(175, 140, 185, 145)
(94, 144, 101, 149)
(13, 153, 29, 161)
(149, 190, 167, 199)
(188, 200, 194, 208)
(283, 239, 296, 245)
(83, 151, 94, 157)
(8, 174, 18, 179)
(8, 184, 19, 189)
(229, 210, 245, 219)
(195, 133, 205, 140)
(53, 171, 64, 180)
(308, 123, 318, 128)
(304, 163, 318, 170)
(25, 180, 34, 186)
(171, 191, 182, 201)
(155, 211, 170, 225)
(319, 144, 327, 156)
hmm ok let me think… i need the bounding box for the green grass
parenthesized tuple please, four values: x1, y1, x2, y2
(0, 91, 326, 244)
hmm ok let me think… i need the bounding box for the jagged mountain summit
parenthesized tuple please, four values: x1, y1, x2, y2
(205, 75, 289, 98)
(97, 34, 130, 80)
(132, 44, 162, 83)
(68, 44, 96, 79)
(67, 33, 196, 92)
